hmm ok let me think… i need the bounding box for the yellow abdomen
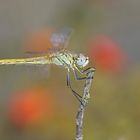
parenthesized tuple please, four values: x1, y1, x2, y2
(0, 56, 52, 65)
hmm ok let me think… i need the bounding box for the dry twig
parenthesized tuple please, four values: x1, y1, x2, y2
(76, 68, 95, 140)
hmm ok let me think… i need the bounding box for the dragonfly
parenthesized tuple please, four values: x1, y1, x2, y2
(0, 27, 95, 104)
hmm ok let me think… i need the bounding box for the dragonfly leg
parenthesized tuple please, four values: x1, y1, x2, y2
(73, 67, 95, 81)
(55, 56, 80, 97)
(55, 56, 84, 105)
(73, 69, 87, 80)
(82, 67, 96, 74)
(82, 67, 96, 79)
(67, 71, 84, 104)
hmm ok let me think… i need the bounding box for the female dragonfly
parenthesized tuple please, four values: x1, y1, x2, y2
(0, 27, 95, 104)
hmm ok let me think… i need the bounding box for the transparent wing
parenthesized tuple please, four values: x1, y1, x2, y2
(50, 26, 74, 49)
(23, 64, 50, 80)
(23, 27, 73, 78)
(26, 27, 74, 55)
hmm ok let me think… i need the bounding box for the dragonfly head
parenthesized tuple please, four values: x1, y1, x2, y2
(75, 54, 89, 68)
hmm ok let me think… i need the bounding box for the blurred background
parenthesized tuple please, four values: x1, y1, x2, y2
(0, 0, 140, 140)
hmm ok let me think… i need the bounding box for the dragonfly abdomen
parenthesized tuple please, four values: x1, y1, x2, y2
(0, 56, 51, 65)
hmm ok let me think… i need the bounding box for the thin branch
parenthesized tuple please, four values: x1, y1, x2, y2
(76, 68, 95, 140)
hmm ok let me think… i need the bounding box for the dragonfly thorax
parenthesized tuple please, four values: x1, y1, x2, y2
(75, 54, 89, 68)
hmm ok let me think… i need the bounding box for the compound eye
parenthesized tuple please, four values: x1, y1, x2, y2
(80, 58, 84, 63)
(76, 57, 85, 66)
(75, 54, 89, 67)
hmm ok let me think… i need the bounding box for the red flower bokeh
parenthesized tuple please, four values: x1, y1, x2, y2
(88, 35, 127, 74)
(7, 88, 54, 128)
